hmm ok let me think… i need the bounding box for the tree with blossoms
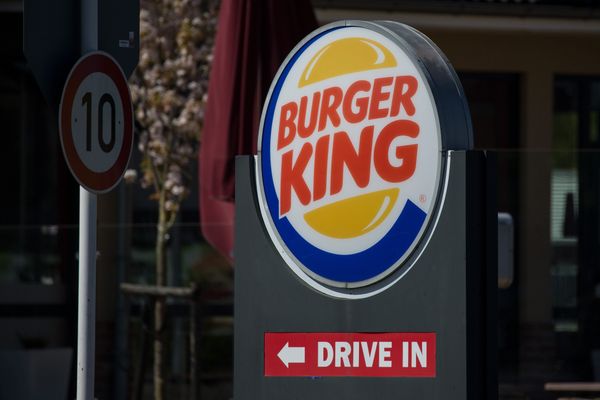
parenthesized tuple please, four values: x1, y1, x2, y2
(128, 0, 219, 398)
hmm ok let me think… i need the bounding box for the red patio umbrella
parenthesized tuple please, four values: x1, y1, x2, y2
(199, 0, 318, 261)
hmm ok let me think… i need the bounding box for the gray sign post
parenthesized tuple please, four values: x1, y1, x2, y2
(234, 20, 496, 399)
(23, 0, 139, 111)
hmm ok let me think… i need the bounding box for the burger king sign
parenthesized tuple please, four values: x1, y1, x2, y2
(256, 21, 470, 298)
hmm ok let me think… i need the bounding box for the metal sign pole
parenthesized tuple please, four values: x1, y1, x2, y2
(77, 0, 98, 399)
(77, 189, 97, 400)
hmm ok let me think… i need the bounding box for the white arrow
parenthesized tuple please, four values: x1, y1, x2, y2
(277, 342, 306, 368)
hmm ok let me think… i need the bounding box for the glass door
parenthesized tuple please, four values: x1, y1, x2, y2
(553, 76, 600, 379)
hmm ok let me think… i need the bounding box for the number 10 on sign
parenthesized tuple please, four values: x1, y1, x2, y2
(81, 92, 117, 153)
(59, 51, 133, 194)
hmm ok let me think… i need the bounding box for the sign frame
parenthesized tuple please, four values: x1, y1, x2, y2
(254, 20, 472, 299)
(234, 19, 496, 400)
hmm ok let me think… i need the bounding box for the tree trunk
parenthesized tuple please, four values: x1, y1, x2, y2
(154, 190, 168, 400)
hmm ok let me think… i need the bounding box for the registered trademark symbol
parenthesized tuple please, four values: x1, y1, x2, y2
(419, 194, 426, 203)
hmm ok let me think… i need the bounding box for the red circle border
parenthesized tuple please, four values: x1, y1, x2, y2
(59, 52, 133, 193)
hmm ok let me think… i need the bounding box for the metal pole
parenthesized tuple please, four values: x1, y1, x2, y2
(77, 1, 98, 399)
(77, 188, 98, 400)
(114, 183, 129, 400)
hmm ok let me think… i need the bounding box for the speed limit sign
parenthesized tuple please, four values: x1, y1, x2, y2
(59, 51, 133, 193)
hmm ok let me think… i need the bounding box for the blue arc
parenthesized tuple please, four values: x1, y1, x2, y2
(260, 26, 427, 284)
(274, 200, 426, 282)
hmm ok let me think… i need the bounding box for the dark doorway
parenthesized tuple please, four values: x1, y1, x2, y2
(459, 72, 521, 380)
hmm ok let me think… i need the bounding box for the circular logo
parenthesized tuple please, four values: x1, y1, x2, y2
(59, 51, 133, 193)
(257, 23, 444, 297)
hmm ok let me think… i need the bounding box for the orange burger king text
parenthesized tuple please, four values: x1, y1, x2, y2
(276, 75, 421, 216)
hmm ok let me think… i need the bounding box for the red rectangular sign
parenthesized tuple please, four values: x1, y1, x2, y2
(264, 332, 436, 377)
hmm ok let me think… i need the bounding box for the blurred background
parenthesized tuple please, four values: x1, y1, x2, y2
(1, 0, 600, 399)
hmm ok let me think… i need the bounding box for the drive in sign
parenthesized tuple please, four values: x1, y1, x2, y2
(264, 332, 436, 377)
(59, 51, 133, 193)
